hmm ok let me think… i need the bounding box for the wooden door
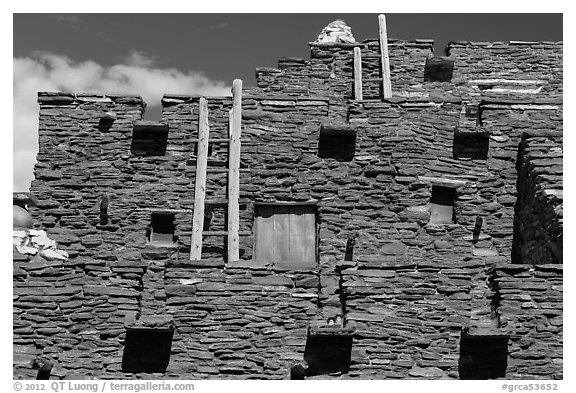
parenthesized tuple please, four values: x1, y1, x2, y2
(254, 205, 316, 268)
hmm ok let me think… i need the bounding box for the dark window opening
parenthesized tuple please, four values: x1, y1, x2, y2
(98, 111, 116, 132)
(149, 213, 176, 246)
(459, 332, 508, 379)
(430, 186, 456, 224)
(453, 132, 489, 159)
(303, 334, 353, 377)
(318, 124, 357, 162)
(344, 236, 356, 261)
(121, 329, 174, 373)
(424, 56, 455, 82)
(254, 204, 317, 269)
(290, 361, 309, 380)
(193, 142, 214, 157)
(131, 121, 169, 156)
(463, 103, 480, 125)
(34, 358, 52, 380)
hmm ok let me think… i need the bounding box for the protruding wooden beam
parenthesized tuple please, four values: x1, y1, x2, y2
(190, 97, 210, 260)
(353, 46, 363, 100)
(228, 79, 242, 262)
(378, 14, 392, 99)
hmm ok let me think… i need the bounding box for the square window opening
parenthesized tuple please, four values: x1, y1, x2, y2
(459, 333, 508, 379)
(131, 122, 169, 156)
(254, 204, 317, 269)
(453, 133, 489, 159)
(318, 124, 357, 162)
(424, 56, 455, 82)
(149, 213, 176, 246)
(303, 335, 353, 377)
(122, 329, 174, 373)
(430, 186, 456, 224)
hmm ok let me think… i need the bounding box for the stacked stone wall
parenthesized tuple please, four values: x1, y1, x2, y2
(513, 132, 563, 265)
(492, 264, 562, 379)
(18, 31, 563, 380)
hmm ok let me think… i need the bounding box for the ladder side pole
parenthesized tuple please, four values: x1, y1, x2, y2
(228, 79, 242, 262)
(190, 97, 210, 260)
(353, 46, 363, 100)
(378, 14, 392, 99)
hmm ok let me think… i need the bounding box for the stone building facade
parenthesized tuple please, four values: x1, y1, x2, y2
(13, 21, 562, 380)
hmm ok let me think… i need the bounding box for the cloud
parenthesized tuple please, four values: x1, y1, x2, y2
(52, 15, 87, 31)
(123, 50, 158, 67)
(209, 22, 229, 30)
(13, 52, 231, 192)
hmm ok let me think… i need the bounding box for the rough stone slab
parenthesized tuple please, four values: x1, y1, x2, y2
(83, 285, 140, 298)
(308, 325, 356, 337)
(418, 176, 469, 188)
(253, 276, 294, 287)
(409, 366, 447, 378)
(125, 314, 174, 331)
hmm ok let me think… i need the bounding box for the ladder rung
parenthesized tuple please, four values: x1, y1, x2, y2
(190, 138, 231, 143)
(364, 78, 384, 83)
(206, 168, 251, 173)
(188, 158, 227, 165)
(206, 167, 229, 173)
(203, 198, 249, 206)
(202, 231, 251, 236)
(204, 198, 228, 205)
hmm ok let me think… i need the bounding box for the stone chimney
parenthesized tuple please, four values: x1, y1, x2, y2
(315, 20, 356, 44)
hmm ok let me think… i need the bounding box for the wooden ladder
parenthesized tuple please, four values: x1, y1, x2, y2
(353, 14, 392, 101)
(189, 79, 243, 262)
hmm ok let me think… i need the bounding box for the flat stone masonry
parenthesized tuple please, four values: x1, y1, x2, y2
(15, 21, 562, 380)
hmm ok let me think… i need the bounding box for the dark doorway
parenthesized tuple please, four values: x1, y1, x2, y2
(303, 335, 353, 376)
(459, 332, 508, 379)
(122, 329, 174, 373)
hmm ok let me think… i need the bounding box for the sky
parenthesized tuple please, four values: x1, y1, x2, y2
(12, 12, 563, 192)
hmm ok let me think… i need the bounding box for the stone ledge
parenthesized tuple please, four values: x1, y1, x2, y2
(308, 41, 364, 48)
(38, 92, 144, 105)
(490, 263, 563, 274)
(449, 40, 562, 47)
(320, 122, 357, 136)
(226, 260, 270, 269)
(166, 259, 225, 269)
(124, 313, 175, 332)
(470, 79, 548, 86)
(161, 94, 232, 105)
(454, 126, 490, 136)
(308, 325, 356, 337)
(463, 326, 509, 338)
(417, 176, 469, 188)
(543, 189, 563, 199)
(132, 120, 169, 131)
(480, 96, 563, 105)
(13, 192, 38, 206)
(522, 130, 563, 139)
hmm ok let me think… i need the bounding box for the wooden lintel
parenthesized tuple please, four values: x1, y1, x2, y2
(418, 176, 469, 188)
(378, 14, 392, 99)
